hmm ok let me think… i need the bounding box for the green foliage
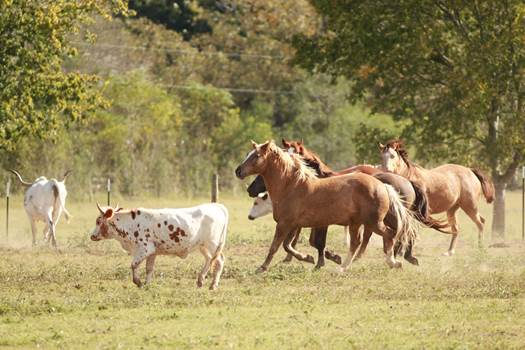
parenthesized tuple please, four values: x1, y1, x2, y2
(0, 0, 129, 151)
(294, 0, 525, 181)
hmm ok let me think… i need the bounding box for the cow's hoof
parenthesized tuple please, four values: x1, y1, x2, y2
(196, 280, 203, 288)
(209, 284, 218, 291)
(442, 250, 455, 257)
(393, 261, 402, 269)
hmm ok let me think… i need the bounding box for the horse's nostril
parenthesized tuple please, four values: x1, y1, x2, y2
(235, 166, 243, 179)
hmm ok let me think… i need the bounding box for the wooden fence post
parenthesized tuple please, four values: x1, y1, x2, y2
(522, 166, 524, 240)
(6, 179, 10, 242)
(211, 174, 219, 203)
(107, 178, 111, 206)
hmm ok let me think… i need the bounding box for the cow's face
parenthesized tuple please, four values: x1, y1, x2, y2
(248, 192, 272, 220)
(90, 205, 114, 241)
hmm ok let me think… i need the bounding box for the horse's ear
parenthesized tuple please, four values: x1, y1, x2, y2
(250, 140, 258, 149)
(299, 138, 304, 145)
(281, 138, 289, 147)
(259, 140, 271, 153)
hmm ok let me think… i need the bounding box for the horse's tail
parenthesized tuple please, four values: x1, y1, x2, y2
(384, 184, 419, 249)
(470, 168, 495, 204)
(409, 180, 451, 233)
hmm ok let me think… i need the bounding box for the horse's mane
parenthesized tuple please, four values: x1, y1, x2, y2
(385, 139, 423, 177)
(268, 142, 318, 182)
(300, 147, 335, 178)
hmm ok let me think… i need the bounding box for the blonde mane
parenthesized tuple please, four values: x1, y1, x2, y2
(268, 142, 318, 182)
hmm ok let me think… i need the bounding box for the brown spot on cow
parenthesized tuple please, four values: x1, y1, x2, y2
(157, 223, 161, 228)
(164, 221, 168, 226)
(137, 210, 141, 215)
(168, 224, 174, 231)
(176, 227, 186, 237)
(134, 231, 139, 238)
(139, 238, 143, 242)
(161, 240, 165, 244)
(146, 233, 150, 238)
(131, 210, 136, 220)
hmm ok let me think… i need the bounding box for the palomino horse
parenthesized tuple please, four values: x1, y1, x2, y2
(380, 139, 494, 255)
(283, 139, 449, 264)
(235, 140, 419, 272)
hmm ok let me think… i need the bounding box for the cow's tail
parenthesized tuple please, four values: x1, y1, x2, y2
(384, 184, 419, 249)
(210, 204, 229, 267)
(52, 180, 72, 223)
(470, 168, 495, 204)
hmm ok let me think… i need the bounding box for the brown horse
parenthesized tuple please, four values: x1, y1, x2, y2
(283, 139, 449, 263)
(235, 140, 419, 272)
(379, 139, 494, 255)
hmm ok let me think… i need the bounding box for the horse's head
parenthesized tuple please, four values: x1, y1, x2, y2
(282, 138, 305, 156)
(235, 140, 273, 179)
(247, 175, 266, 197)
(379, 139, 406, 173)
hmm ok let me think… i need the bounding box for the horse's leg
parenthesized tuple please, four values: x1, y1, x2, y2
(283, 228, 301, 263)
(354, 226, 372, 260)
(339, 223, 362, 272)
(258, 224, 292, 273)
(282, 228, 315, 265)
(377, 222, 402, 269)
(308, 227, 324, 268)
(463, 204, 485, 248)
(444, 206, 460, 256)
(324, 226, 342, 265)
(402, 239, 419, 266)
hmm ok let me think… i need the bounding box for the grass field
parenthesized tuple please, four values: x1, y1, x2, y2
(0, 192, 524, 349)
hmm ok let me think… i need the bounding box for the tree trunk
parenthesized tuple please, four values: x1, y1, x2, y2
(491, 179, 506, 241)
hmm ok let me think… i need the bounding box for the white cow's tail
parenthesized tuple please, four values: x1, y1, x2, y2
(211, 204, 228, 264)
(384, 184, 419, 248)
(51, 180, 72, 223)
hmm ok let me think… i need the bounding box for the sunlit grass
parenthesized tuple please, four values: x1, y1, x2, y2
(0, 192, 524, 349)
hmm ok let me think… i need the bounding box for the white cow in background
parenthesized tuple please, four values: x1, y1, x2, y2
(10, 170, 71, 248)
(90, 203, 228, 290)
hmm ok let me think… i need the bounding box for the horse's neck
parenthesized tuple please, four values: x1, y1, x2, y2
(399, 161, 427, 181)
(261, 166, 305, 207)
(305, 156, 333, 177)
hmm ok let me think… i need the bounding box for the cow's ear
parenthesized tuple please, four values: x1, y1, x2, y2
(282, 138, 290, 148)
(104, 208, 114, 219)
(262, 193, 268, 200)
(378, 143, 385, 151)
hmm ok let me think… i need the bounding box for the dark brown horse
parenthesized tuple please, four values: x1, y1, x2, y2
(380, 139, 494, 255)
(283, 139, 449, 262)
(235, 141, 419, 272)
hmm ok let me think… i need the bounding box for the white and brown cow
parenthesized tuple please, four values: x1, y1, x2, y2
(90, 203, 228, 290)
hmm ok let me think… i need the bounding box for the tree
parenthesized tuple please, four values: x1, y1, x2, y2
(0, 0, 129, 151)
(294, 0, 525, 240)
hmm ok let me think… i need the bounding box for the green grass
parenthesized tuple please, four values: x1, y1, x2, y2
(0, 192, 524, 349)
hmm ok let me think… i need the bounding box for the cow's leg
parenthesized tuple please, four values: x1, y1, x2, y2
(145, 254, 156, 285)
(130, 247, 153, 287)
(46, 210, 57, 249)
(43, 226, 50, 242)
(197, 246, 213, 288)
(29, 218, 38, 246)
(210, 253, 225, 290)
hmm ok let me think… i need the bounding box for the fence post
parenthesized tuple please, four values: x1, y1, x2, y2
(6, 179, 10, 242)
(107, 178, 111, 206)
(211, 174, 219, 203)
(522, 166, 524, 241)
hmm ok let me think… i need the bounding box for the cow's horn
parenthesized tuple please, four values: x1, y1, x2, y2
(9, 169, 32, 187)
(96, 202, 104, 214)
(61, 170, 72, 182)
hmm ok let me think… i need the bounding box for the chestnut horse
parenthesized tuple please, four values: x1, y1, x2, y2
(380, 139, 494, 255)
(235, 140, 419, 272)
(282, 139, 449, 263)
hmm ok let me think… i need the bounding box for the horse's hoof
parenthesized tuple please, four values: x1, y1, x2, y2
(406, 257, 419, 266)
(209, 284, 218, 291)
(196, 280, 203, 288)
(255, 266, 267, 274)
(304, 255, 315, 264)
(442, 250, 455, 256)
(133, 280, 143, 288)
(314, 262, 325, 270)
(282, 257, 293, 263)
(338, 267, 347, 274)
